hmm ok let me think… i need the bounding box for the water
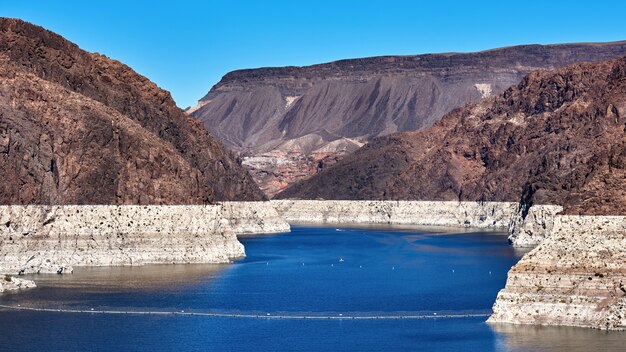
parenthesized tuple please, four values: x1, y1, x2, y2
(0, 225, 623, 351)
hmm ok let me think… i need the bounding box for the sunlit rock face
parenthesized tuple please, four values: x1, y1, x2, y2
(191, 41, 626, 196)
(0, 18, 265, 205)
(278, 56, 626, 217)
(0, 202, 290, 275)
(489, 216, 626, 330)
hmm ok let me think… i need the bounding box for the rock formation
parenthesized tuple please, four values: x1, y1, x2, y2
(0, 18, 265, 204)
(489, 215, 626, 330)
(0, 202, 290, 275)
(0, 275, 36, 293)
(278, 56, 626, 216)
(272, 200, 561, 247)
(191, 41, 626, 196)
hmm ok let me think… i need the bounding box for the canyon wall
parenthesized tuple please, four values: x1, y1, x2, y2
(277, 57, 626, 217)
(219, 201, 291, 235)
(0, 202, 290, 275)
(192, 42, 626, 197)
(489, 215, 626, 330)
(272, 200, 561, 245)
(0, 18, 265, 205)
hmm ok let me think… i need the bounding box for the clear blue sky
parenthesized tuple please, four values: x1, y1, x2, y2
(3, 1, 626, 108)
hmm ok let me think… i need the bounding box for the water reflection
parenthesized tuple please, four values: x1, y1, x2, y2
(3, 226, 619, 351)
(491, 322, 626, 351)
(0, 264, 230, 310)
(21, 264, 230, 291)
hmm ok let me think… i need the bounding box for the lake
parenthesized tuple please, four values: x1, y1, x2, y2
(0, 225, 623, 351)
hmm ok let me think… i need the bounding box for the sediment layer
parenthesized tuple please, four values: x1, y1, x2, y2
(219, 201, 291, 235)
(489, 215, 626, 330)
(0, 202, 289, 275)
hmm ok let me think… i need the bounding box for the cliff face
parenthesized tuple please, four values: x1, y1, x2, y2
(191, 42, 626, 196)
(0, 18, 265, 204)
(0, 202, 290, 275)
(489, 215, 626, 330)
(278, 57, 626, 216)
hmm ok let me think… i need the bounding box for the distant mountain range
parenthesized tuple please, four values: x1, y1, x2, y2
(0, 18, 265, 204)
(277, 55, 626, 215)
(190, 41, 626, 197)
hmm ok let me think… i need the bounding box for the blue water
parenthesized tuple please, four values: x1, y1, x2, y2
(0, 226, 622, 351)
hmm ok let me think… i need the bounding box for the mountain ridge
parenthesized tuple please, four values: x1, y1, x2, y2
(276, 56, 626, 215)
(191, 40, 626, 197)
(0, 18, 265, 204)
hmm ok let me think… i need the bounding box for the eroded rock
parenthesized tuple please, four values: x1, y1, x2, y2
(489, 216, 626, 330)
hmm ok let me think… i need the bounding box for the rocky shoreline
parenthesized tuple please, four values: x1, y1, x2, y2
(489, 215, 626, 330)
(271, 200, 562, 246)
(2, 200, 624, 332)
(275, 200, 626, 330)
(0, 202, 289, 275)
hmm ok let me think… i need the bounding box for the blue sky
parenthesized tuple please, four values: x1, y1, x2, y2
(3, 1, 626, 108)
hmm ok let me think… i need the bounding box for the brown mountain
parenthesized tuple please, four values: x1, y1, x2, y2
(0, 18, 265, 204)
(277, 56, 626, 215)
(190, 41, 626, 197)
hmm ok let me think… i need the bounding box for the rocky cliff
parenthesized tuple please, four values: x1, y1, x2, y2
(278, 56, 626, 216)
(0, 18, 265, 204)
(191, 42, 626, 196)
(0, 202, 290, 275)
(489, 215, 626, 330)
(272, 200, 561, 246)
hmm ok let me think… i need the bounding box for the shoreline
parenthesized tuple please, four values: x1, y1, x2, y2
(0, 202, 290, 275)
(271, 200, 562, 247)
(2, 200, 624, 331)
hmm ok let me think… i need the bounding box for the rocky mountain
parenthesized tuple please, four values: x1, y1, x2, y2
(191, 41, 626, 197)
(0, 18, 265, 204)
(277, 56, 626, 216)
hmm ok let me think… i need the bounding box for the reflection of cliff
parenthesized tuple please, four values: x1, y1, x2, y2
(26, 264, 231, 292)
(492, 322, 626, 351)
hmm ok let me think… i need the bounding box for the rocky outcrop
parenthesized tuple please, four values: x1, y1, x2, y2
(272, 200, 560, 244)
(0, 203, 290, 274)
(0, 275, 36, 293)
(278, 57, 626, 216)
(0, 18, 265, 204)
(507, 204, 564, 247)
(191, 42, 626, 196)
(489, 215, 626, 330)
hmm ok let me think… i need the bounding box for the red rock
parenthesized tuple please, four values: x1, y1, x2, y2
(277, 57, 626, 215)
(0, 18, 265, 204)
(191, 41, 626, 197)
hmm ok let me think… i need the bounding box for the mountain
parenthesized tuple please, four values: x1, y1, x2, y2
(0, 18, 265, 204)
(276, 56, 626, 215)
(190, 41, 626, 197)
